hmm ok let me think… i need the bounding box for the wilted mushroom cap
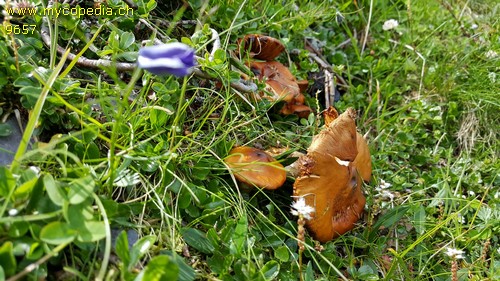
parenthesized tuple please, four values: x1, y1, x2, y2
(250, 61, 300, 103)
(225, 146, 286, 190)
(238, 34, 285, 61)
(293, 107, 366, 242)
(249, 61, 313, 117)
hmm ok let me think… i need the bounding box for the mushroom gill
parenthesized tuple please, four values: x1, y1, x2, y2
(293, 107, 370, 242)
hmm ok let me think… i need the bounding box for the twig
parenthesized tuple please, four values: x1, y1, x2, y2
(155, 19, 199, 29)
(40, 21, 136, 71)
(290, 49, 348, 88)
(7, 242, 70, 281)
(336, 38, 352, 49)
(122, 0, 138, 9)
(324, 70, 334, 108)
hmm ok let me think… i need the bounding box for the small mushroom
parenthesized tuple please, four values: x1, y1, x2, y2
(293, 107, 370, 242)
(237, 34, 285, 61)
(225, 146, 286, 190)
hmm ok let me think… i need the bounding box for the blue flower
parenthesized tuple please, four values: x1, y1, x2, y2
(137, 42, 196, 77)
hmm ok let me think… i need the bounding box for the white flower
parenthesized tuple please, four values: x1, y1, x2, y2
(488, 72, 496, 83)
(382, 19, 399, 31)
(471, 24, 478, 30)
(485, 50, 498, 59)
(378, 179, 392, 189)
(8, 209, 19, 216)
(445, 247, 465, 259)
(291, 197, 315, 220)
(378, 190, 395, 200)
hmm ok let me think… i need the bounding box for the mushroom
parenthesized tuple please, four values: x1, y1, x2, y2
(293, 107, 371, 242)
(237, 34, 285, 61)
(249, 61, 312, 117)
(225, 146, 286, 190)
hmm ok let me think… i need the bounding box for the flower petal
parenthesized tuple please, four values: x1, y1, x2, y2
(138, 42, 196, 76)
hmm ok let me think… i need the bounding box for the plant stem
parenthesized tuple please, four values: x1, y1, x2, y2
(169, 76, 189, 151)
(93, 193, 111, 281)
(7, 241, 70, 281)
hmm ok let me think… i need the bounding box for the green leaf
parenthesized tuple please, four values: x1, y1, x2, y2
(260, 260, 279, 280)
(413, 205, 426, 235)
(181, 228, 214, 254)
(18, 45, 36, 57)
(8, 221, 29, 238)
(129, 236, 156, 271)
(177, 189, 192, 209)
(0, 123, 12, 136)
(76, 220, 106, 242)
(0, 266, 5, 280)
(0, 242, 17, 277)
(85, 142, 100, 160)
(14, 76, 37, 87)
(40, 221, 76, 245)
(14, 176, 38, 198)
(68, 175, 95, 204)
(0, 167, 15, 197)
(161, 251, 196, 281)
(141, 255, 179, 281)
(274, 246, 289, 262)
(304, 261, 314, 281)
(120, 32, 135, 49)
(19, 86, 41, 108)
(116, 230, 130, 267)
(373, 205, 410, 230)
(230, 216, 248, 256)
(43, 174, 66, 206)
(207, 251, 231, 275)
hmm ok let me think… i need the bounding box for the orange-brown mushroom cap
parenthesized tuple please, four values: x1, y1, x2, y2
(237, 34, 285, 61)
(225, 146, 286, 190)
(293, 107, 367, 242)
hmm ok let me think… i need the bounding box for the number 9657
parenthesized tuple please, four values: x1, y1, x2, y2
(5, 24, 37, 35)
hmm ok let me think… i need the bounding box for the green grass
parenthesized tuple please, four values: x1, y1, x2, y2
(0, 0, 499, 280)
